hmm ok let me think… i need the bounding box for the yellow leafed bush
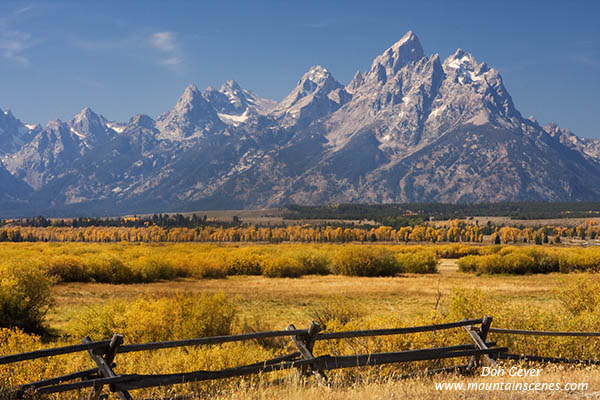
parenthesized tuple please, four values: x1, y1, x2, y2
(0, 261, 54, 333)
(395, 251, 438, 273)
(331, 246, 401, 276)
(261, 256, 305, 278)
(67, 293, 236, 342)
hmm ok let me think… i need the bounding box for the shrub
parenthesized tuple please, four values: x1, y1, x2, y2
(292, 250, 331, 275)
(458, 249, 557, 275)
(226, 249, 266, 275)
(46, 255, 88, 282)
(68, 293, 236, 342)
(309, 296, 366, 328)
(396, 251, 438, 273)
(193, 263, 228, 279)
(0, 328, 55, 399)
(435, 244, 483, 258)
(170, 252, 228, 279)
(0, 262, 55, 333)
(261, 256, 305, 278)
(558, 250, 600, 273)
(457, 255, 479, 272)
(523, 248, 559, 273)
(131, 256, 188, 281)
(501, 252, 535, 274)
(331, 246, 400, 276)
(555, 274, 600, 315)
(85, 255, 137, 283)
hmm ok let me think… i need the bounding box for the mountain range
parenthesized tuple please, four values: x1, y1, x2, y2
(1, 31, 599, 217)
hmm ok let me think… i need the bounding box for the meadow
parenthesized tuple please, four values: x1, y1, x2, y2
(2, 242, 600, 399)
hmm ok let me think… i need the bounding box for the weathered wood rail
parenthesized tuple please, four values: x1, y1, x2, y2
(487, 326, 600, 365)
(4, 316, 600, 399)
(2, 317, 504, 399)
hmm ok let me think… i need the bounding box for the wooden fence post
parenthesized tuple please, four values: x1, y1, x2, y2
(287, 322, 328, 384)
(465, 316, 496, 369)
(83, 334, 133, 400)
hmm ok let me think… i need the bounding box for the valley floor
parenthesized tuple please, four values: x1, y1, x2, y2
(5, 246, 600, 399)
(49, 259, 559, 333)
(44, 259, 600, 399)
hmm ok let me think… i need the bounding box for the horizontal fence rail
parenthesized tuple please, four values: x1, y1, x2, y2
(316, 318, 484, 340)
(498, 353, 600, 365)
(489, 327, 600, 337)
(0, 340, 110, 365)
(17, 367, 100, 392)
(118, 329, 309, 353)
(6, 316, 600, 399)
(114, 347, 508, 392)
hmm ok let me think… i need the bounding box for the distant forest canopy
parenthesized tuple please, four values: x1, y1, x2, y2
(284, 202, 600, 225)
(0, 214, 240, 229)
(2, 202, 600, 231)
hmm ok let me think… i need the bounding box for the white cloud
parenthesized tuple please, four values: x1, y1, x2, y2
(149, 31, 184, 73)
(0, 30, 34, 65)
(0, 5, 37, 65)
(150, 32, 177, 52)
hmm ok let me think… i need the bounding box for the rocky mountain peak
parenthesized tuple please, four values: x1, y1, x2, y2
(156, 84, 223, 140)
(129, 114, 156, 129)
(180, 84, 201, 100)
(302, 65, 333, 87)
(543, 122, 600, 161)
(273, 65, 349, 128)
(72, 107, 102, 126)
(369, 31, 425, 78)
(69, 107, 113, 146)
(276, 66, 342, 110)
(220, 79, 243, 93)
(443, 49, 489, 79)
(3, 32, 600, 215)
(217, 80, 247, 113)
(0, 108, 34, 155)
(346, 70, 366, 93)
(2, 109, 15, 118)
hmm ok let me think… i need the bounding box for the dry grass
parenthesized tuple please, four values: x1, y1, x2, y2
(6, 243, 600, 399)
(50, 258, 559, 335)
(211, 365, 600, 399)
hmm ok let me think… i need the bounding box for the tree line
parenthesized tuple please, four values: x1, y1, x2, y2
(1, 219, 600, 244)
(285, 202, 600, 223)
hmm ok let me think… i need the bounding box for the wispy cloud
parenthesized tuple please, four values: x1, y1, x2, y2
(0, 30, 34, 65)
(570, 54, 600, 67)
(570, 40, 599, 67)
(0, 4, 38, 65)
(149, 31, 184, 73)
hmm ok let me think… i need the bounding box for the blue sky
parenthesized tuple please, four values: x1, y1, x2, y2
(1, 0, 599, 138)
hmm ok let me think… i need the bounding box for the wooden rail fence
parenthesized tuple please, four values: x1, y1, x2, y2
(2, 316, 599, 399)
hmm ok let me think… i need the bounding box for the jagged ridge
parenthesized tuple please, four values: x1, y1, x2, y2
(0, 31, 599, 216)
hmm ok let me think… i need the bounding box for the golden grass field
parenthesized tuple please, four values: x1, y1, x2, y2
(3, 242, 600, 399)
(49, 258, 559, 333)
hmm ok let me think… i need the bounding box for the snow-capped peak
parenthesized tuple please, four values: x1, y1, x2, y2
(276, 65, 341, 111)
(68, 107, 115, 147)
(272, 65, 349, 128)
(443, 49, 491, 85)
(218, 80, 246, 109)
(220, 79, 243, 93)
(303, 65, 331, 86)
(73, 107, 101, 124)
(156, 84, 223, 140)
(202, 80, 276, 118)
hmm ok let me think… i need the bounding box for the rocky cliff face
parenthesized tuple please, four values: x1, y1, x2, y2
(1, 31, 599, 216)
